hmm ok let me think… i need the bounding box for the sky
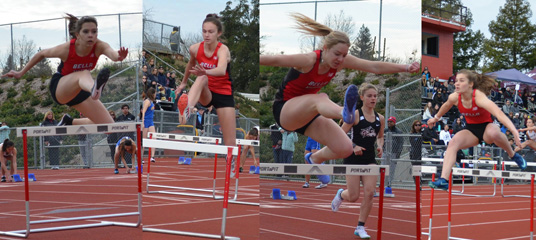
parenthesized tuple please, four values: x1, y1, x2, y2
(0, 0, 143, 69)
(462, 0, 536, 39)
(260, 0, 421, 62)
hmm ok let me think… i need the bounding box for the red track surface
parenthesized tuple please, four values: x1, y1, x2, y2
(0, 157, 259, 240)
(421, 183, 535, 240)
(260, 179, 418, 240)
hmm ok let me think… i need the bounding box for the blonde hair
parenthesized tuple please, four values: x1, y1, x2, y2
(43, 111, 54, 121)
(358, 83, 378, 96)
(290, 13, 350, 49)
(458, 69, 497, 96)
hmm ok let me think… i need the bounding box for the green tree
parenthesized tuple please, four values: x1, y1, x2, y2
(350, 24, 374, 60)
(28, 48, 53, 78)
(220, 0, 259, 93)
(483, 0, 536, 72)
(2, 54, 15, 75)
(453, 9, 485, 72)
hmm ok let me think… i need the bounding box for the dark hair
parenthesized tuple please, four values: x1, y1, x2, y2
(410, 120, 422, 133)
(248, 128, 259, 137)
(173, 26, 179, 31)
(121, 104, 129, 110)
(65, 13, 98, 39)
(458, 69, 497, 96)
(146, 88, 156, 102)
(204, 13, 224, 34)
(2, 139, 14, 152)
(119, 138, 135, 156)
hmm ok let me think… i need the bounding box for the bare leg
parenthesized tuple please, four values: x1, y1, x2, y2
(304, 117, 353, 164)
(114, 148, 120, 169)
(358, 174, 377, 223)
(280, 93, 343, 131)
(483, 124, 515, 158)
(142, 126, 156, 159)
(440, 130, 479, 179)
(0, 157, 7, 176)
(9, 158, 16, 176)
(341, 175, 362, 202)
(216, 107, 236, 147)
(71, 98, 114, 124)
(179, 75, 212, 124)
(55, 70, 95, 104)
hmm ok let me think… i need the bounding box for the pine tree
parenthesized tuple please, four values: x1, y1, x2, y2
(219, 0, 259, 93)
(28, 48, 53, 78)
(2, 54, 14, 75)
(350, 24, 374, 60)
(483, 0, 536, 72)
(453, 8, 485, 72)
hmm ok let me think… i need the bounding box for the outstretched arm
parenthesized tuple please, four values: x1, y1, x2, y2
(428, 93, 457, 125)
(2, 43, 68, 79)
(260, 52, 316, 69)
(100, 41, 128, 62)
(341, 55, 420, 74)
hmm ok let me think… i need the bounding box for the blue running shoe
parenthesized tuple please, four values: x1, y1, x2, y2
(511, 153, 527, 170)
(428, 178, 449, 191)
(304, 152, 314, 164)
(342, 84, 358, 124)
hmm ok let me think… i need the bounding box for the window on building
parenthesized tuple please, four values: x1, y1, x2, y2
(422, 33, 439, 57)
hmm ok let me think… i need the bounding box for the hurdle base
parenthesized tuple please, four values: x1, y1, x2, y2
(143, 227, 240, 240)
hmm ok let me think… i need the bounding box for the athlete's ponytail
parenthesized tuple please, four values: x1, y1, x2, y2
(290, 13, 350, 49)
(458, 69, 497, 96)
(65, 13, 98, 39)
(2, 139, 14, 152)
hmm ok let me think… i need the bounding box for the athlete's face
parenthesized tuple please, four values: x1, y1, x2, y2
(202, 22, 221, 44)
(360, 88, 377, 108)
(454, 73, 473, 93)
(124, 145, 132, 152)
(323, 43, 349, 69)
(528, 119, 534, 127)
(76, 22, 98, 46)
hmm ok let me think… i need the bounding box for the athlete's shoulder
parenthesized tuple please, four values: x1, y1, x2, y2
(189, 42, 201, 55)
(447, 92, 459, 102)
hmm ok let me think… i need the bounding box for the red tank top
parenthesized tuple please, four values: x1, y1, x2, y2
(60, 39, 98, 75)
(196, 41, 232, 95)
(275, 50, 338, 101)
(458, 89, 492, 124)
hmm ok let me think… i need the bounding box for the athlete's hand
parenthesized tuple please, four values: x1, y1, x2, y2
(427, 117, 438, 126)
(1, 70, 23, 79)
(519, 128, 527, 132)
(117, 47, 128, 61)
(514, 137, 522, 149)
(353, 145, 366, 156)
(189, 64, 207, 76)
(406, 62, 420, 73)
(376, 147, 383, 158)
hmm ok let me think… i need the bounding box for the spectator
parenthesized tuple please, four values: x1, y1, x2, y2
(148, 68, 158, 89)
(452, 117, 464, 135)
(528, 96, 536, 112)
(384, 116, 403, 192)
(141, 64, 149, 78)
(439, 124, 451, 145)
(141, 75, 150, 92)
(141, 50, 147, 66)
(447, 80, 455, 94)
(512, 102, 521, 114)
(423, 102, 434, 122)
(448, 73, 456, 84)
(280, 128, 298, 164)
(270, 124, 282, 163)
(421, 75, 427, 97)
(116, 104, 136, 122)
(41, 111, 61, 169)
(303, 137, 327, 189)
(0, 122, 10, 144)
(157, 66, 170, 99)
(423, 121, 441, 145)
(195, 106, 206, 135)
(422, 66, 431, 80)
(522, 91, 529, 109)
(409, 120, 423, 186)
(503, 87, 513, 101)
(513, 113, 521, 128)
(147, 58, 155, 73)
(170, 26, 180, 53)
(433, 91, 444, 107)
(106, 110, 118, 164)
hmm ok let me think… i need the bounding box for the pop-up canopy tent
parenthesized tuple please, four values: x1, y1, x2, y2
(487, 68, 536, 93)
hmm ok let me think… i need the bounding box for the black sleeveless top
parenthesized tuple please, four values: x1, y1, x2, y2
(350, 108, 381, 160)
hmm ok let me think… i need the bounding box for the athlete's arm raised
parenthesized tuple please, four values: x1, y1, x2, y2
(341, 55, 420, 74)
(1, 42, 69, 79)
(474, 90, 521, 146)
(427, 92, 457, 126)
(260, 52, 317, 70)
(98, 41, 128, 62)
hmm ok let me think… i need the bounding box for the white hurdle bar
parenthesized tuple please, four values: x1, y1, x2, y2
(422, 157, 499, 197)
(500, 161, 536, 198)
(260, 163, 389, 240)
(145, 133, 259, 206)
(142, 138, 240, 239)
(0, 123, 142, 238)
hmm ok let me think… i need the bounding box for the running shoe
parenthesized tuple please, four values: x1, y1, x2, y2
(428, 178, 449, 191)
(331, 188, 344, 212)
(305, 153, 330, 184)
(511, 153, 527, 170)
(1, 176, 5, 182)
(178, 94, 190, 124)
(354, 226, 371, 239)
(239, 167, 243, 173)
(342, 84, 358, 124)
(114, 169, 119, 174)
(91, 68, 110, 100)
(57, 114, 73, 126)
(302, 182, 310, 188)
(51, 166, 59, 170)
(150, 158, 156, 163)
(315, 183, 328, 189)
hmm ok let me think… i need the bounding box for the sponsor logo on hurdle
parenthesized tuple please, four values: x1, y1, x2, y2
(153, 133, 168, 138)
(199, 137, 216, 142)
(350, 167, 372, 173)
(33, 129, 52, 135)
(260, 166, 279, 172)
(111, 125, 130, 131)
(76, 126, 89, 133)
(454, 168, 472, 175)
(511, 172, 527, 178)
(306, 166, 324, 174)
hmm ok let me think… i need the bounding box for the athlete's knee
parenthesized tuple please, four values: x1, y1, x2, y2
(363, 187, 374, 201)
(332, 140, 354, 159)
(346, 192, 360, 202)
(196, 75, 208, 82)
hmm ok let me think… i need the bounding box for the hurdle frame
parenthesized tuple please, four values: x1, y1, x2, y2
(142, 138, 241, 239)
(260, 163, 389, 240)
(0, 123, 143, 238)
(500, 161, 536, 198)
(145, 132, 259, 206)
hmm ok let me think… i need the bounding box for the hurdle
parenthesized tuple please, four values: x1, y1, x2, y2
(260, 163, 389, 240)
(421, 165, 437, 240)
(145, 132, 259, 206)
(412, 166, 422, 240)
(422, 167, 536, 240)
(142, 137, 241, 239)
(0, 123, 142, 238)
(500, 161, 536, 198)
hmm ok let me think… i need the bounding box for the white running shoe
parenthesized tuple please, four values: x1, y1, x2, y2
(302, 182, 310, 188)
(150, 158, 156, 163)
(331, 188, 344, 212)
(354, 226, 371, 239)
(315, 183, 327, 189)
